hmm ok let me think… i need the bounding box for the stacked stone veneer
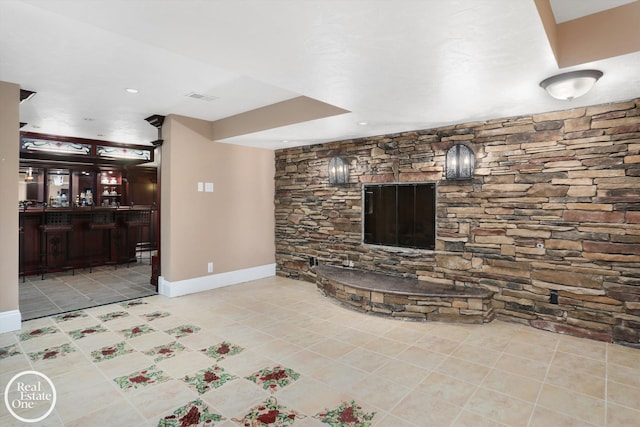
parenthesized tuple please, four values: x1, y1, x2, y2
(275, 99, 640, 346)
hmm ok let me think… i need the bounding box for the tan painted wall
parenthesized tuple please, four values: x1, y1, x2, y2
(535, 0, 640, 68)
(557, 2, 640, 68)
(0, 81, 20, 313)
(161, 114, 275, 282)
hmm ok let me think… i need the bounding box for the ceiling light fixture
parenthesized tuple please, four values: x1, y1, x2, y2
(539, 70, 603, 100)
(125, 88, 139, 94)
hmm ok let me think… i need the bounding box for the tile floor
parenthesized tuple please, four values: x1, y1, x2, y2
(19, 263, 156, 321)
(1, 275, 639, 426)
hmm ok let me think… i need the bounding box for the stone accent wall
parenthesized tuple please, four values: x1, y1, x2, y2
(275, 99, 640, 346)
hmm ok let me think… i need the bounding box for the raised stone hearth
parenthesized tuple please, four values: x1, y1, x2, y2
(315, 264, 494, 324)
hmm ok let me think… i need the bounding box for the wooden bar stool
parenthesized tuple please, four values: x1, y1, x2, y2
(88, 208, 117, 272)
(123, 208, 151, 267)
(39, 211, 74, 279)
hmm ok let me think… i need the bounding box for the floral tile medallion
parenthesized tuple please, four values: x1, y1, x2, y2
(165, 324, 201, 339)
(98, 311, 130, 322)
(246, 365, 301, 394)
(182, 365, 237, 394)
(313, 401, 376, 427)
(28, 343, 77, 362)
(120, 324, 155, 339)
(158, 399, 225, 427)
(143, 341, 186, 362)
(68, 325, 108, 340)
(120, 299, 148, 309)
(53, 311, 88, 322)
(233, 397, 304, 426)
(91, 342, 134, 362)
(18, 326, 59, 341)
(200, 341, 243, 362)
(0, 344, 21, 360)
(142, 311, 172, 321)
(113, 365, 170, 391)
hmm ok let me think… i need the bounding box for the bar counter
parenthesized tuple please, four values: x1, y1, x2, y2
(19, 205, 156, 277)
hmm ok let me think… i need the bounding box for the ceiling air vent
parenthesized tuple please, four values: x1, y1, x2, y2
(185, 92, 218, 102)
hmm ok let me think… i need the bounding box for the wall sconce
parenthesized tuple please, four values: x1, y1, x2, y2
(539, 70, 603, 100)
(328, 156, 349, 185)
(445, 143, 474, 180)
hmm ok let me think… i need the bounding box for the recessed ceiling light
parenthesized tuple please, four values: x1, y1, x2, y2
(125, 88, 139, 94)
(358, 122, 368, 126)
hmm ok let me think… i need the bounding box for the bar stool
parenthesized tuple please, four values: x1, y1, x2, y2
(88, 209, 117, 272)
(39, 211, 74, 279)
(123, 208, 151, 267)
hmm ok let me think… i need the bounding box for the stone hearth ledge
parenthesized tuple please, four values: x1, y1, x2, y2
(315, 264, 494, 324)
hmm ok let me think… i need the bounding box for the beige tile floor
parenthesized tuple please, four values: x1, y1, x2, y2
(19, 262, 156, 321)
(1, 275, 639, 426)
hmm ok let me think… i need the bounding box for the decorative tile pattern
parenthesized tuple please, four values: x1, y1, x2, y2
(0, 344, 21, 360)
(53, 311, 88, 322)
(18, 326, 59, 341)
(113, 365, 170, 391)
(165, 324, 201, 339)
(200, 341, 243, 362)
(98, 311, 130, 322)
(120, 299, 148, 309)
(143, 311, 171, 321)
(233, 397, 304, 426)
(182, 365, 237, 394)
(120, 324, 155, 339)
(28, 343, 77, 362)
(313, 401, 376, 426)
(158, 399, 225, 427)
(246, 365, 301, 394)
(91, 342, 134, 362)
(68, 325, 108, 340)
(143, 341, 186, 362)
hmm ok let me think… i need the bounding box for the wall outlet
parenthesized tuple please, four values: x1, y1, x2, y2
(207, 262, 213, 273)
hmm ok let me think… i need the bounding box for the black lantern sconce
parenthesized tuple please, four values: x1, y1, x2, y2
(328, 156, 349, 185)
(445, 143, 475, 180)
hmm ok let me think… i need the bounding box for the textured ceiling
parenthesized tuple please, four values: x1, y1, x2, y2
(1, 0, 639, 150)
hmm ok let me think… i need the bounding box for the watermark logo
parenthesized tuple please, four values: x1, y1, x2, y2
(4, 370, 57, 423)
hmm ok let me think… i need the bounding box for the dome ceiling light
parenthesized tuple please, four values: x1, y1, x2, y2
(539, 70, 603, 100)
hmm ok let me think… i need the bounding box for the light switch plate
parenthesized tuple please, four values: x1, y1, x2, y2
(197, 182, 204, 192)
(205, 182, 214, 192)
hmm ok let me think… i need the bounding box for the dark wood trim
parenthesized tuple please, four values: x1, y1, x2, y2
(20, 131, 154, 166)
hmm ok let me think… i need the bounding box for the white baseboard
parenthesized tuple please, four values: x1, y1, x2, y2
(158, 263, 276, 298)
(0, 310, 22, 334)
